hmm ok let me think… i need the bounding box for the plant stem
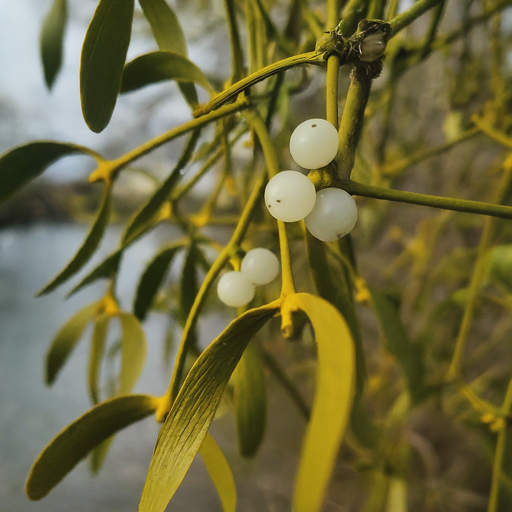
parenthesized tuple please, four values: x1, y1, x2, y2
(223, 0, 246, 81)
(389, 0, 443, 36)
(326, 56, 340, 129)
(337, 67, 372, 179)
(447, 162, 512, 381)
(339, 0, 368, 37)
(90, 100, 249, 183)
(474, 116, 512, 151)
(342, 179, 512, 220)
(193, 51, 326, 118)
(381, 127, 480, 177)
(327, 0, 341, 31)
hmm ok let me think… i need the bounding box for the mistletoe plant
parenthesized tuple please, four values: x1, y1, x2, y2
(3, 0, 512, 510)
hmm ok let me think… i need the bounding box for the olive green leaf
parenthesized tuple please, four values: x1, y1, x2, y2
(37, 184, 113, 296)
(122, 129, 201, 245)
(138, 0, 198, 108)
(139, 0, 187, 55)
(199, 433, 237, 512)
(369, 288, 432, 404)
(233, 341, 267, 458)
(120, 51, 214, 95)
(25, 394, 159, 500)
(305, 232, 366, 396)
(133, 242, 184, 321)
(80, 0, 135, 132)
(68, 249, 123, 297)
(0, 141, 96, 206)
(89, 314, 110, 404)
(118, 313, 147, 394)
(487, 244, 512, 293)
(46, 301, 100, 385)
(40, 0, 67, 89)
(288, 293, 355, 512)
(89, 437, 114, 474)
(179, 244, 200, 323)
(138, 303, 278, 512)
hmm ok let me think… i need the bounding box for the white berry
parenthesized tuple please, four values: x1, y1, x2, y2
(265, 170, 316, 222)
(304, 188, 358, 242)
(241, 248, 280, 285)
(289, 119, 339, 169)
(217, 271, 255, 307)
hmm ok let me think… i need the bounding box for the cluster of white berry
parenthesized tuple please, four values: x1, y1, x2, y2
(265, 119, 358, 242)
(217, 248, 280, 307)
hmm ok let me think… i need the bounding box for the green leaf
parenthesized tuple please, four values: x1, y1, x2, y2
(25, 394, 158, 500)
(138, 303, 278, 512)
(139, 0, 187, 55)
(46, 301, 100, 385)
(138, 0, 198, 108)
(179, 244, 200, 323)
(233, 341, 267, 458)
(199, 434, 237, 512)
(122, 129, 201, 245)
(369, 289, 432, 404)
(68, 249, 123, 297)
(89, 437, 114, 474)
(133, 242, 184, 320)
(89, 314, 110, 404)
(121, 51, 214, 95)
(118, 313, 147, 394)
(80, 0, 135, 132)
(37, 184, 113, 296)
(305, 232, 366, 396)
(40, 0, 67, 89)
(0, 142, 93, 206)
(289, 293, 355, 512)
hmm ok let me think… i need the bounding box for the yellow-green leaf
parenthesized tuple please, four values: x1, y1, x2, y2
(120, 51, 214, 95)
(40, 0, 67, 89)
(289, 293, 355, 512)
(80, 0, 135, 132)
(46, 301, 100, 385)
(89, 437, 114, 474)
(118, 313, 147, 394)
(25, 394, 158, 500)
(89, 314, 110, 404)
(0, 141, 95, 205)
(233, 341, 267, 458)
(138, 303, 278, 512)
(385, 477, 407, 512)
(369, 289, 432, 404)
(139, 0, 187, 55)
(199, 433, 237, 512)
(37, 184, 113, 296)
(122, 129, 201, 245)
(179, 244, 200, 323)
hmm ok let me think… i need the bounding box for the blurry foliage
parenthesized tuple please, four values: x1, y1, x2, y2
(3, 0, 512, 510)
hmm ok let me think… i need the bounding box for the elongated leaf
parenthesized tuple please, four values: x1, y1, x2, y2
(138, 0, 198, 107)
(37, 184, 112, 296)
(40, 0, 67, 89)
(46, 301, 100, 385)
(233, 342, 267, 458)
(25, 394, 158, 500)
(289, 293, 355, 512)
(370, 289, 432, 404)
(121, 51, 213, 95)
(305, 231, 366, 397)
(89, 437, 114, 474)
(122, 129, 201, 245)
(139, 0, 187, 55)
(80, 0, 135, 132)
(89, 314, 110, 404)
(0, 142, 92, 205)
(118, 313, 147, 394)
(138, 303, 278, 512)
(179, 244, 200, 323)
(133, 242, 184, 320)
(199, 434, 237, 512)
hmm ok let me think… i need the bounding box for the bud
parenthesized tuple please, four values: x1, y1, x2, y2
(360, 31, 388, 62)
(350, 20, 392, 64)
